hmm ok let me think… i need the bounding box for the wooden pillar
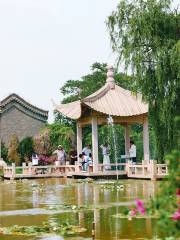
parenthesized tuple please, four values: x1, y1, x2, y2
(77, 123, 82, 162)
(92, 116, 99, 172)
(143, 116, 150, 160)
(124, 124, 130, 155)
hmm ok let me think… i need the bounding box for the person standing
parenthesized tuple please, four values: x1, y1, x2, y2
(100, 143, 111, 170)
(53, 145, 66, 165)
(69, 147, 77, 165)
(82, 144, 92, 157)
(129, 140, 136, 163)
(32, 153, 39, 166)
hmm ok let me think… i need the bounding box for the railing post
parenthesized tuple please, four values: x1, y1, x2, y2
(11, 163, 16, 180)
(28, 162, 32, 175)
(150, 160, 157, 180)
(22, 162, 26, 174)
(75, 162, 80, 173)
(126, 161, 130, 176)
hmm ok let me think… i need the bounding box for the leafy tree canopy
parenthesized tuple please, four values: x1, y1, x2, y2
(107, 0, 180, 161)
(60, 62, 133, 104)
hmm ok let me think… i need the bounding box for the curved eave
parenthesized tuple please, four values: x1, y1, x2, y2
(1, 93, 48, 117)
(84, 85, 148, 117)
(55, 100, 81, 120)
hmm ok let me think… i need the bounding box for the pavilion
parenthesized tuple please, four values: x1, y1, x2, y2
(54, 66, 149, 173)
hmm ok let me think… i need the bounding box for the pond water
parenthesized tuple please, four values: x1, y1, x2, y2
(0, 178, 159, 240)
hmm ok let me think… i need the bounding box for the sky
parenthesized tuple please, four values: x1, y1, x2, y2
(0, 0, 178, 122)
(0, 0, 119, 122)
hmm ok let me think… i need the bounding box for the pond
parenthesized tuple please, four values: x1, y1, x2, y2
(0, 178, 159, 240)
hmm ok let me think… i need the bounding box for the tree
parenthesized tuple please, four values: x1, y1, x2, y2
(151, 117, 180, 237)
(60, 62, 133, 104)
(18, 137, 34, 163)
(33, 129, 52, 156)
(8, 134, 20, 166)
(47, 123, 75, 153)
(107, 0, 180, 161)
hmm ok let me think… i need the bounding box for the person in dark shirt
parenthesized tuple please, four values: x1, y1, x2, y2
(69, 148, 77, 165)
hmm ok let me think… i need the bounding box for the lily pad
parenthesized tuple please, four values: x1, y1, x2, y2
(0, 220, 87, 236)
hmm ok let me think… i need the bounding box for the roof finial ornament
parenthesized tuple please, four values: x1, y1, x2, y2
(106, 65, 115, 89)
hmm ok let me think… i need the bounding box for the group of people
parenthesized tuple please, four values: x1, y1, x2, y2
(53, 144, 93, 171)
(53, 145, 77, 166)
(31, 140, 136, 169)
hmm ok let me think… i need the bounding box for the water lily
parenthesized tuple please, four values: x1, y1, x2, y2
(71, 205, 77, 210)
(136, 199, 146, 215)
(172, 209, 180, 221)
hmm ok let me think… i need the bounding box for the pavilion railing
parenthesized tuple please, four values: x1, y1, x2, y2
(3, 161, 168, 180)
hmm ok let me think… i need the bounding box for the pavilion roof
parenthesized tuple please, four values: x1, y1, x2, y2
(55, 66, 148, 120)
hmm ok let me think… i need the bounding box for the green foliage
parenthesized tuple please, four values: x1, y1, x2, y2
(107, 0, 180, 161)
(18, 137, 34, 162)
(8, 134, 21, 166)
(47, 122, 75, 153)
(60, 62, 134, 104)
(150, 117, 180, 238)
(33, 123, 75, 156)
(1, 142, 8, 162)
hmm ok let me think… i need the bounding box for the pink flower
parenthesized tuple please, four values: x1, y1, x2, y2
(172, 209, 180, 221)
(136, 199, 146, 215)
(130, 208, 137, 216)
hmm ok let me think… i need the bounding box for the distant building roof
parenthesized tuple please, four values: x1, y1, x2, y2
(0, 93, 48, 121)
(55, 66, 148, 120)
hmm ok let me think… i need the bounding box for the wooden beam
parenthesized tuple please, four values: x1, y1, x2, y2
(78, 114, 147, 127)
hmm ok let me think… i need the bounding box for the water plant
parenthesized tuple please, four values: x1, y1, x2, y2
(0, 220, 87, 236)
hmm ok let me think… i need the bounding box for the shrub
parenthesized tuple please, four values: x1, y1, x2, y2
(33, 129, 52, 155)
(1, 142, 8, 162)
(38, 155, 57, 165)
(8, 134, 20, 166)
(18, 137, 34, 163)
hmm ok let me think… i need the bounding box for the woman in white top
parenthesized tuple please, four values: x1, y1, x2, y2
(53, 145, 66, 165)
(100, 143, 111, 170)
(82, 144, 92, 156)
(129, 140, 136, 163)
(32, 153, 39, 166)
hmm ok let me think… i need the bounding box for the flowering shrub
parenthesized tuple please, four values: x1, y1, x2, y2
(38, 155, 57, 165)
(33, 129, 52, 156)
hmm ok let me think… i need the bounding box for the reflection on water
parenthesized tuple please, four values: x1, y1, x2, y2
(0, 178, 159, 240)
